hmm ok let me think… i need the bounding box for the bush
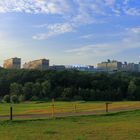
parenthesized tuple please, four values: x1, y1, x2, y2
(3, 95, 10, 103)
(30, 96, 39, 101)
(11, 95, 19, 103)
(18, 95, 25, 102)
(73, 95, 83, 101)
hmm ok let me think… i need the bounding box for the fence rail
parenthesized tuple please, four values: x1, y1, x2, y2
(0, 101, 140, 120)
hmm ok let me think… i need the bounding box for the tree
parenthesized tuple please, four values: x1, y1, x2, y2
(18, 94, 25, 102)
(3, 95, 10, 103)
(41, 81, 51, 98)
(22, 82, 33, 100)
(10, 83, 22, 96)
(61, 88, 74, 101)
(11, 95, 19, 103)
(127, 80, 137, 100)
(32, 82, 42, 98)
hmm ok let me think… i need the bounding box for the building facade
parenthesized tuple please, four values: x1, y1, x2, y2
(97, 60, 122, 71)
(23, 59, 49, 70)
(3, 57, 21, 69)
(49, 65, 65, 71)
(122, 63, 139, 71)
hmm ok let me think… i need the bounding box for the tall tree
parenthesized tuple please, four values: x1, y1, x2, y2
(127, 80, 137, 100)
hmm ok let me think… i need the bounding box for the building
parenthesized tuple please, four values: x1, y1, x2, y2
(65, 65, 95, 71)
(49, 65, 65, 71)
(122, 63, 139, 71)
(97, 60, 122, 71)
(23, 59, 49, 70)
(3, 57, 21, 69)
(97, 62, 108, 70)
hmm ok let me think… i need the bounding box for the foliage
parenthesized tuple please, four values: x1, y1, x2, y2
(0, 69, 140, 101)
(11, 95, 19, 103)
(3, 95, 10, 103)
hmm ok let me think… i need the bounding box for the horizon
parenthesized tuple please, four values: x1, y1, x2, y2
(0, 0, 140, 66)
(1, 57, 140, 69)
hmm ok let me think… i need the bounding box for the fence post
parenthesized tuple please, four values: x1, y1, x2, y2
(52, 98, 55, 118)
(105, 102, 112, 113)
(106, 103, 109, 113)
(10, 106, 13, 121)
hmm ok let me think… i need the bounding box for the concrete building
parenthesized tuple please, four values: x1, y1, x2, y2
(97, 62, 108, 70)
(49, 65, 65, 71)
(122, 63, 139, 71)
(23, 59, 49, 70)
(97, 60, 122, 71)
(3, 57, 21, 69)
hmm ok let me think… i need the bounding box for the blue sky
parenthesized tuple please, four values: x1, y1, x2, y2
(0, 0, 140, 66)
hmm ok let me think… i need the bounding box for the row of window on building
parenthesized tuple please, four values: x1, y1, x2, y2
(97, 59, 140, 72)
(3, 57, 65, 71)
(2, 58, 140, 72)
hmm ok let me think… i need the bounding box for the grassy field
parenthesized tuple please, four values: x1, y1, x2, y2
(0, 101, 140, 116)
(0, 110, 140, 140)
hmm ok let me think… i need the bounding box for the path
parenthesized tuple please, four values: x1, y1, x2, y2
(0, 107, 139, 119)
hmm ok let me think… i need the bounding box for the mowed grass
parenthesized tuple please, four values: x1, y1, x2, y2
(0, 110, 140, 140)
(0, 101, 140, 116)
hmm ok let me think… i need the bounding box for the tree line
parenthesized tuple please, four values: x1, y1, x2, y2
(0, 68, 140, 103)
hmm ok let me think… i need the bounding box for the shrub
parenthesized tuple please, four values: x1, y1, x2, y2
(3, 95, 10, 103)
(18, 95, 25, 102)
(11, 95, 19, 103)
(30, 96, 39, 101)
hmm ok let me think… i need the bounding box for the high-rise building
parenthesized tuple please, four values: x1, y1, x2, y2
(3, 57, 21, 69)
(23, 59, 49, 70)
(97, 60, 122, 71)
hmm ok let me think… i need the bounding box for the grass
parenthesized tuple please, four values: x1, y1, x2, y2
(0, 101, 139, 116)
(0, 110, 140, 140)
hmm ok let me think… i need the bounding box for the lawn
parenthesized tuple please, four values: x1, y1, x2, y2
(0, 110, 140, 140)
(0, 101, 140, 116)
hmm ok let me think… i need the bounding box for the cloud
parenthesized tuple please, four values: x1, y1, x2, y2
(65, 44, 116, 56)
(127, 27, 140, 34)
(0, 0, 140, 16)
(124, 8, 140, 16)
(65, 26, 140, 57)
(0, 0, 70, 14)
(33, 23, 74, 40)
(105, 0, 115, 6)
(1, 0, 140, 40)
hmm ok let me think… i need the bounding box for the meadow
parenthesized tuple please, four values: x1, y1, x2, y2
(0, 110, 140, 140)
(0, 101, 139, 117)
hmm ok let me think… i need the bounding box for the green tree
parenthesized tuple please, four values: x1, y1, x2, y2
(11, 95, 19, 103)
(10, 83, 22, 96)
(18, 94, 25, 102)
(61, 88, 73, 101)
(41, 81, 51, 98)
(127, 80, 137, 100)
(22, 82, 33, 100)
(32, 82, 42, 98)
(3, 95, 10, 103)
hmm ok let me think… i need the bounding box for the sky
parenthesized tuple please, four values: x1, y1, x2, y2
(0, 0, 140, 67)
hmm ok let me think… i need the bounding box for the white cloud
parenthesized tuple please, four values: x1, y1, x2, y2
(0, 0, 140, 16)
(65, 44, 116, 56)
(33, 23, 74, 40)
(124, 8, 140, 16)
(1, 0, 140, 40)
(105, 0, 115, 6)
(128, 27, 140, 34)
(65, 26, 140, 57)
(0, 0, 70, 14)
